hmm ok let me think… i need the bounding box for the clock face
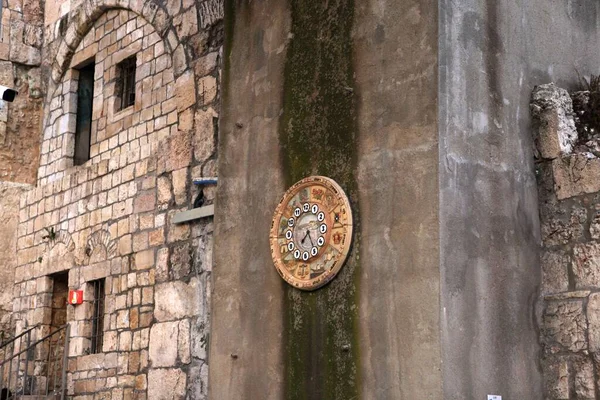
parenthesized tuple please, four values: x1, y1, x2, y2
(269, 176, 353, 291)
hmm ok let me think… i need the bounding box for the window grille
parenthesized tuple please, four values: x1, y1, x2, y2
(90, 279, 105, 354)
(117, 56, 136, 110)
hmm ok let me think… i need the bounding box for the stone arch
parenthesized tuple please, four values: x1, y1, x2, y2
(86, 229, 117, 263)
(50, 0, 188, 85)
(42, 230, 76, 272)
(45, 229, 75, 253)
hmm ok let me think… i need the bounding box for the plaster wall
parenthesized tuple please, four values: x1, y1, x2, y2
(438, 0, 600, 398)
(211, 0, 441, 398)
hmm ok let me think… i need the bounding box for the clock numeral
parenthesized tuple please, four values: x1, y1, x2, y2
(294, 208, 301, 217)
(317, 237, 325, 247)
(303, 203, 310, 213)
(311, 204, 319, 214)
(317, 212, 325, 222)
(288, 218, 295, 227)
(285, 230, 293, 240)
(288, 242, 295, 251)
(294, 250, 301, 259)
(302, 252, 309, 261)
(311, 247, 318, 257)
(319, 224, 327, 234)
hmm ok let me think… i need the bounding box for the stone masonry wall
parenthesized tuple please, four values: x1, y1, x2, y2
(9, 1, 222, 399)
(533, 83, 600, 399)
(0, 0, 44, 183)
(0, 182, 31, 343)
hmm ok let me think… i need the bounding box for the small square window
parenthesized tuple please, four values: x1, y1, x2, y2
(89, 279, 105, 354)
(117, 56, 136, 111)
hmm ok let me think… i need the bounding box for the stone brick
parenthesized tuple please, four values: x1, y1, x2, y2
(531, 83, 577, 159)
(541, 250, 570, 295)
(573, 242, 600, 288)
(147, 368, 186, 400)
(134, 191, 156, 213)
(543, 300, 587, 352)
(149, 321, 179, 367)
(157, 176, 172, 206)
(194, 107, 217, 163)
(587, 293, 600, 352)
(155, 278, 201, 322)
(134, 249, 154, 270)
(574, 355, 595, 398)
(553, 154, 600, 200)
(172, 168, 187, 206)
(198, 75, 217, 105)
(175, 71, 196, 112)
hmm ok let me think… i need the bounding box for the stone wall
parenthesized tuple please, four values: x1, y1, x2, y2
(0, 0, 44, 183)
(533, 83, 600, 399)
(0, 182, 31, 342)
(9, 1, 222, 399)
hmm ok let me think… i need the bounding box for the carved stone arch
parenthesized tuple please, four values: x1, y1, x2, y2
(45, 229, 75, 253)
(42, 230, 76, 272)
(50, 0, 188, 85)
(86, 229, 117, 264)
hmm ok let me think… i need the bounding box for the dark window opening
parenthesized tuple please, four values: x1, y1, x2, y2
(90, 279, 105, 354)
(117, 56, 136, 110)
(74, 62, 95, 165)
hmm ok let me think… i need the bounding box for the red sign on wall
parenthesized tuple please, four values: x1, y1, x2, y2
(68, 290, 83, 305)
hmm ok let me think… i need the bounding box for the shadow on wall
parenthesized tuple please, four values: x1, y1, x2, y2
(0, 388, 11, 400)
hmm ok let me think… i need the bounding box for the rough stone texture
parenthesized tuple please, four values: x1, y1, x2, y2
(147, 368, 186, 399)
(0, 182, 31, 339)
(573, 242, 600, 288)
(0, 0, 44, 184)
(543, 301, 587, 352)
(533, 83, 600, 399)
(541, 250, 570, 295)
(553, 154, 600, 200)
(531, 83, 578, 159)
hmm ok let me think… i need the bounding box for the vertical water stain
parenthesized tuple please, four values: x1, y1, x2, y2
(279, 0, 361, 399)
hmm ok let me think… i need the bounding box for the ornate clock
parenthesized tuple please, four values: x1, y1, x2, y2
(269, 176, 353, 291)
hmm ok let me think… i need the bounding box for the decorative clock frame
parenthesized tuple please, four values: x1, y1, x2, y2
(269, 176, 353, 291)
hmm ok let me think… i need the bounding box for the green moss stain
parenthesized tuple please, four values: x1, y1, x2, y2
(279, 0, 360, 399)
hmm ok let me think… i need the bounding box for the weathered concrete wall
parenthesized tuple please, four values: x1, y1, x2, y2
(439, 0, 600, 398)
(0, 182, 31, 340)
(212, 0, 440, 398)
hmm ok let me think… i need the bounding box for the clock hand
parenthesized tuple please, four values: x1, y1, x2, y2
(301, 230, 310, 245)
(307, 230, 314, 246)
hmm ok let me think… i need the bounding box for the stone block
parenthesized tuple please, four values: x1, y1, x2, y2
(531, 83, 577, 159)
(147, 368, 186, 400)
(155, 278, 201, 322)
(175, 71, 196, 112)
(590, 211, 600, 240)
(149, 321, 179, 367)
(573, 242, 600, 288)
(574, 355, 595, 398)
(543, 300, 587, 352)
(172, 167, 188, 206)
(553, 154, 600, 200)
(194, 107, 217, 163)
(588, 293, 600, 352)
(157, 176, 172, 206)
(134, 249, 154, 270)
